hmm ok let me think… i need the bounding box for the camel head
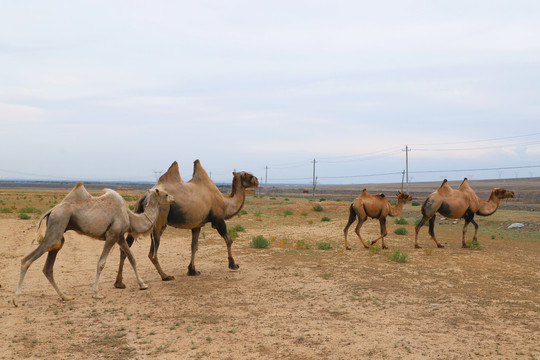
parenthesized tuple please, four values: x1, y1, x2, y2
(233, 171, 259, 188)
(492, 188, 514, 200)
(396, 190, 413, 203)
(149, 188, 175, 205)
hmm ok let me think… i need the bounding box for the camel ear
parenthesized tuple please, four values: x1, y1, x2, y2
(233, 172, 237, 176)
(155, 189, 160, 195)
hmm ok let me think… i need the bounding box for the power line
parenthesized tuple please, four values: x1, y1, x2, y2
(414, 140, 540, 152)
(411, 132, 540, 146)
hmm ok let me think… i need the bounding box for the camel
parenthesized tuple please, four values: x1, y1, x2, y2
(343, 190, 413, 250)
(414, 178, 514, 249)
(13, 182, 174, 306)
(114, 160, 259, 289)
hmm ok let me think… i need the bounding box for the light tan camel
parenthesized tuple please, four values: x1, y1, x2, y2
(13, 182, 174, 306)
(343, 190, 413, 250)
(414, 178, 514, 248)
(114, 160, 258, 288)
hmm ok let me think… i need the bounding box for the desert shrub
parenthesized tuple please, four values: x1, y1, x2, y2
(317, 242, 332, 250)
(0, 207, 13, 213)
(411, 201, 421, 206)
(312, 204, 323, 212)
(394, 227, 408, 235)
(301, 211, 308, 217)
(234, 224, 245, 232)
(254, 211, 262, 217)
(335, 199, 342, 202)
(238, 209, 248, 217)
(19, 207, 41, 214)
(369, 244, 381, 255)
(466, 240, 483, 250)
(250, 235, 269, 248)
(295, 240, 311, 249)
(129, 205, 135, 211)
(283, 209, 294, 216)
(18, 213, 31, 220)
(228, 228, 238, 239)
(389, 201, 396, 206)
(394, 217, 408, 225)
(319, 198, 326, 202)
(321, 216, 331, 222)
(284, 198, 290, 201)
(387, 248, 408, 263)
(270, 197, 276, 200)
(424, 248, 433, 255)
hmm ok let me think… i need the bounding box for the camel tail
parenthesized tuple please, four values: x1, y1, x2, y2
(344, 204, 357, 231)
(34, 209, 52, 244)
(420, 196, 433, 218)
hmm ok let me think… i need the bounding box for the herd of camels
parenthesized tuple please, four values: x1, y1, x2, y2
(11, 160, 514, 305)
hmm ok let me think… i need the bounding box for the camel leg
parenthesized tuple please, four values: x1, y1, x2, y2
(187, 228, 201, 276)
(92, 237, 117, 299)
(371, 218, 388, 249)
(215, 220, 239, 270)
(343, 205, 357, 250)
(462, 211, 475, 248)
(414, 217, 428, 248)
(114, 233, 134, 289)
(148, 227, 175, 281)
(117, 236, 148, 290)
(471, 219, 479, 242)
(428, 216, 444, 248)
(354, 218, 370, 249)
(462, 221, 471, 248)
(42, 237, 72, 302)
(13, 223, 66, 306)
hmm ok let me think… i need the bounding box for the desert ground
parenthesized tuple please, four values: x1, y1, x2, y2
(0, 183, 538, 359)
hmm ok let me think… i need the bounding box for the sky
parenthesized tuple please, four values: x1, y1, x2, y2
(1, 1, 540, 185)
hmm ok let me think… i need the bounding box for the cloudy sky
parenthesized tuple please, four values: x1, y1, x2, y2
(1, 1, 539, 185)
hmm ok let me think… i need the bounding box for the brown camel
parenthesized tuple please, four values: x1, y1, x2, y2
(13, 182, 174, 306)
(114, 160, 258, 288)
(343, 190, 413, 250)
(414, 178, 514, 249)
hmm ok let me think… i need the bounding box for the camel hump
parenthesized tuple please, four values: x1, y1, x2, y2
(191, 159, 212, 184)
(436, 179, 454, 196)
(458, 177, 471, 190)
(157, 161, 183, 185)
(65, 181, 92, 202)
(375, 193, 385, 198)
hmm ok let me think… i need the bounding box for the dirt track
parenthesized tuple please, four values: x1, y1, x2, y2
(0, 192, 539, 359)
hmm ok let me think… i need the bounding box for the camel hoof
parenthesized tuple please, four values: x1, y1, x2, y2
(415, 245, 422, 249)
(62, 296, 74, 302)
(187, 269, 201, 276)
(229, 264, 240, 271)
(462, 244, 470, 249)
(92, 294, 105, 299)
(114, 282, 126, 289)
(382, 245, 388, 250)
(162, 275, 175, 281)
(437, 244, 445, 248)
(12, 298, 18, 307)
(139, 284, 148, 290)
(346, 247, 351, 251)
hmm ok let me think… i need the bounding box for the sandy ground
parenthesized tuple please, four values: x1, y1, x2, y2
(0, 195, 539, 359)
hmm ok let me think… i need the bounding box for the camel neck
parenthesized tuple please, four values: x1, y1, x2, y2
(476, 192, 501, 216)
(389, 199, 406, 217)
(224, 176, 246, 219)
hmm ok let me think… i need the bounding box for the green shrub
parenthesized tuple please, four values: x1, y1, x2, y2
(19, 207, 41, 214)
(301, 211, 308, 217)
(250, 235, 269, 248)
(394, 227, 408, 235)
(369, 244, 381, 255)
(317, 242, 332, 250)
(321, 216, 331, 222)
(319, 198, 326, 202)
(254, 211, 262, 217)
(411, 201, 421, 206)
(394, 217, 408, 225)
(228, 228, 238, 239)
(312, 204, 323, 212)
(466, 240, 483, 250)
(0, 207, 13, 213)
(283, 209, 294, 216)
(238, 209, 248, 217)
(387, 248, 408, 262)
(389, 201, 397, 206)
(18, 213, 31, 220)
(234, 224, 245, 232)
(284, 198, 290, 201)
(295, 240, 311, 249)
(129, 205, 135, 211)
(270, 197, 276, 200)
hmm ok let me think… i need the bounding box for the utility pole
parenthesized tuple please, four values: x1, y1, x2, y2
(401, 170, 405, 191)
(402, 145, 410, 193)
(312, 158, 317, 197)
(265, 166, 268, 187)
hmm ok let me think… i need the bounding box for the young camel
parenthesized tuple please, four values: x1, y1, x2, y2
(114, 160, 258, 288)
(414, 178, 514, 249)
(13, 182, 174, 306)
(343, 190, 413, 250)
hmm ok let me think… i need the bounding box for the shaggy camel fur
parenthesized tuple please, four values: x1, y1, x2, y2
(13, 182, 174, 306)
(343, 190, 413, 250)
(114, 160, 258, 288)
(414, 178, 514, 248)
